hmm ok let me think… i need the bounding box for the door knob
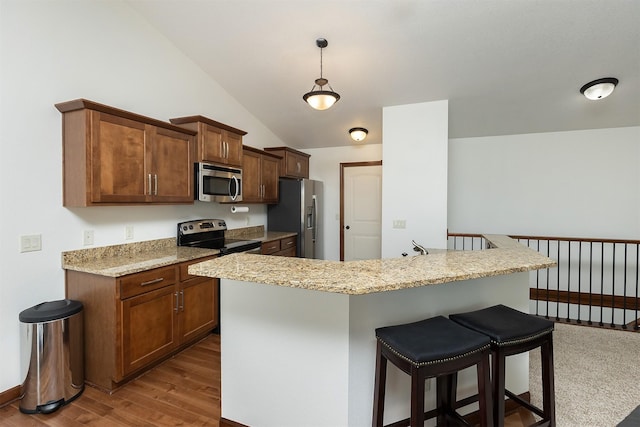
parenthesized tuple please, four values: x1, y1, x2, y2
(345, 225, 350, 230)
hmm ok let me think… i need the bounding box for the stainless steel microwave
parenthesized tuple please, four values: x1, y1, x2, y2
(195, 162, 242, 203)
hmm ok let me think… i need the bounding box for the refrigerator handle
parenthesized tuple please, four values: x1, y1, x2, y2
(311, 195, 317, 242)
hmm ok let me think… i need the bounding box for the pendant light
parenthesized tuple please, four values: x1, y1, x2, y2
(580, 77, 618, 100)
(349, 127, 368, 142)
(303, 38, 340, 110)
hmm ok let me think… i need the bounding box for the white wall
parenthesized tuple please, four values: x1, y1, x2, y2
(382, 101, 449, 258)
(448, 126, 640, 239)
(0, 0, 286, 391)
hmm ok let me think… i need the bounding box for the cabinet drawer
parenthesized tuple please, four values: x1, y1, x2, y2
(274, 246, 297, 257)
(120, 266, 177, 299)
(279, 236, 296, 251)
(179, 256, 217, 282)
(261, 240, 281, 255)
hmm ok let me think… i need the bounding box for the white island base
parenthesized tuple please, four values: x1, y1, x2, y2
(220, 272, 530, 427)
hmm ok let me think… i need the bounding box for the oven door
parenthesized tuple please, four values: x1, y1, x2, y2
(196, 163, 242, 203)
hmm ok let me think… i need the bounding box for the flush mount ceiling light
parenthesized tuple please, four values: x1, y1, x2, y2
(303, 38, 340, 110)
(349, 127, 368, 142)
(580, 77, 618, 100)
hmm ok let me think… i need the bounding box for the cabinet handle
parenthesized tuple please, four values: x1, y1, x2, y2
(285, 241, 294, 247)
(147, 174, 152, 195)
(140, 278, 164, 287)
(154, 174, 158, 196)
(225, 141, 229, 158)
(179, 290, 184, 311)
(174, 292, 179, 313)
(297, 162, 301, 173)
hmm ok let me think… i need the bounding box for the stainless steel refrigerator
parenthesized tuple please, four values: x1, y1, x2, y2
(268, 178, 322, 259)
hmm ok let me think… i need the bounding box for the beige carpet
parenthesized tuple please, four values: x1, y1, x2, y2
(529, 322, 640, 427)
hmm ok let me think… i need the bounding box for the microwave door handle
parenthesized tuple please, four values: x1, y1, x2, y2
(230, 175, 239, 201)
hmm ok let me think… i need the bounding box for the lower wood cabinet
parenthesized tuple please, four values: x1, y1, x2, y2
(261, 235, 297, 257)
(65, 256, 217, 391)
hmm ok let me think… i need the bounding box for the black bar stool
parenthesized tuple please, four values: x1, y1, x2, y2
(450, 304, 555, 427)
(372, 315, 494, 427)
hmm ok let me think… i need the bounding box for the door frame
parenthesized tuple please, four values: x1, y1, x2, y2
(339, 161, 382, 261)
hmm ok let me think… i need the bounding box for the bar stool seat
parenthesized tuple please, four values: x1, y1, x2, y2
(450, 304, 555, 427)
(373, 315, 494, 427)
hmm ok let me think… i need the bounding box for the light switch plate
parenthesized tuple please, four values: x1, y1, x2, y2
(392, 220, 406, 229)
(20, 234, 42, 252)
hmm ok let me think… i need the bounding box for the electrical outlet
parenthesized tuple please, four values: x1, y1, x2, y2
(392, 220, 406, 229)
(125, 225, 134, 240)
(20, 234, 42, 252)
(83, 230, 94, 246)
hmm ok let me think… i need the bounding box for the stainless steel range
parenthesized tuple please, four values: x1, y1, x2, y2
(177, 219, 261, 254)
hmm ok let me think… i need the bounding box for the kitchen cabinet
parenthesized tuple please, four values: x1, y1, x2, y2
(264, 146, 310, 179)
(242, 145, 280, 204)
(169, 115, 245, 167)
(55, 99, 196, 206)
(65, 256, 217, 391)
(261, 235, 297, 257)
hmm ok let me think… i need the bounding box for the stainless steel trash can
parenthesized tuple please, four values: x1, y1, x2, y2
(19, 299, 84, 414)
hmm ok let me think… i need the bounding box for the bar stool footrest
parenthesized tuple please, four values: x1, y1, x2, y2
(505, 389, 547, 419)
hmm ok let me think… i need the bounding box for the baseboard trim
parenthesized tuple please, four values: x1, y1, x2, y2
(219, 392, 531, 427)
(0, 385, 21, 408)
(220, 417, 250, 427)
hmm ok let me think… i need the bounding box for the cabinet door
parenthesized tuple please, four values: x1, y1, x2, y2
(262, 155, 280, 203)
(224, 131, 243, 167)
(201, 124, 225, 164)
(150, 126, 193, 203)
(120, 285, 177, 378)
(284, 153, 303, 178)
(178, 277, 218, 343)
(91, 111, 147, 203)
(242, 149, 262, 202)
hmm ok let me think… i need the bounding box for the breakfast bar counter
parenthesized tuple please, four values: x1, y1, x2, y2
(190, 235, 555, 427)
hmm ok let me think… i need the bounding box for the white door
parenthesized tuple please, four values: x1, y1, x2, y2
(342, 163, 382, 261)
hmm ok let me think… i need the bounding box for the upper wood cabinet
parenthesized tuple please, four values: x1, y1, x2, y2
(242, 146, 280, 204)
(264, 146, 310, 179)
(169, 115, 245, 167)
(55, 99, 196, 206)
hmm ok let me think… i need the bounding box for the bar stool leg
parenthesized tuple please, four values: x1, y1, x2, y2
(410, 368, 425, 427)
(541, 338, 556, 426)
(477, 354, 494, 427)
(493, 348, 507, 427)
(436, 374, 456, 425)
(372, 342, 387, 427)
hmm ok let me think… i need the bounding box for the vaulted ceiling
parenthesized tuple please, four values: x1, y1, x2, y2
(127, 0, 640, 149)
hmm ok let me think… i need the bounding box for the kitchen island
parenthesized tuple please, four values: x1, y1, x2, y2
(190, 235, 555, 427)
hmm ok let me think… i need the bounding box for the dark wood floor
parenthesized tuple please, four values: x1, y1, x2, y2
(0, 334, 220, 426)
(0, 333, 533, 426)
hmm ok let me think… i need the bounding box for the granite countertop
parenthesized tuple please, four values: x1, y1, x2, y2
(188, 234, 557, 295)
(62, 238, 219, 277)
(61, 226, 297, 278)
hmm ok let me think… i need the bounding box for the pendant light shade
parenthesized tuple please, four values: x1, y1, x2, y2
(580, 77, 618, 100)
(349, 127, 368, 142)
(303, 38, 340, 110)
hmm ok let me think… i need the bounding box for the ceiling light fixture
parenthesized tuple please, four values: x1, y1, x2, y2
(303, 38, 340, 110)
(580, 77, 618, 100)
(349, 127, 368, 142)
